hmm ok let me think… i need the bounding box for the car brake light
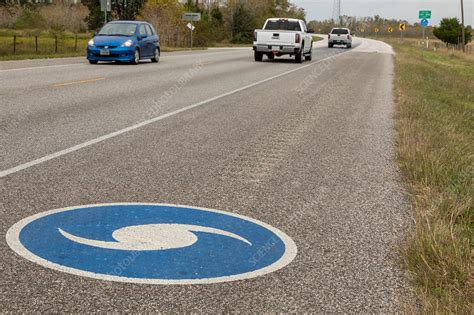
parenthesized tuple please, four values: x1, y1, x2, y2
(328, 34, 331, 39)
(295, 34, 301, 43)
(347, 35, 350, 39)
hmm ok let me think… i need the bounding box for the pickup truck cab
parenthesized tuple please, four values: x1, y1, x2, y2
(253, 18, 314, 63)
(328, 28, 352, 48)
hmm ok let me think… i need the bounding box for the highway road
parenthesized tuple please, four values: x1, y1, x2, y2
(1, 37, 413, 312)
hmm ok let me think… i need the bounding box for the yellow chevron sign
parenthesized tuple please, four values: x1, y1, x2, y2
(388, 26, 393, 33)
(399, 23, 406, 31)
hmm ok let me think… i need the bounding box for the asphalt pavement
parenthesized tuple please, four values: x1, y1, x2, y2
(0, 37, 413, 312)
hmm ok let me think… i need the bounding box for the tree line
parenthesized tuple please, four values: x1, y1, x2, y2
(308, 15, 472, 45)
(0, 0, 471, 47)
(0, 0, 305, 46)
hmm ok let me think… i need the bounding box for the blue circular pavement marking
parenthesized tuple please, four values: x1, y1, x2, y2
(6, 203, 297, 284)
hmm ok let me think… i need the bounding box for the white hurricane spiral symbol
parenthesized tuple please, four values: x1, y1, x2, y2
(59, 224, 252, 251)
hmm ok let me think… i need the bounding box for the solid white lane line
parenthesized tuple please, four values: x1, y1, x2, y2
(0, 54, 342, 178)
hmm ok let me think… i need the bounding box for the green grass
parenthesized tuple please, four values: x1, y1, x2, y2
(312, 35, 323, 42)
(0, 31, 207, 60)
(0, 32, 90, 60)
(213, 42, 252, 47)
(391, 42, 473, 312)
(161, 46, 207, 52)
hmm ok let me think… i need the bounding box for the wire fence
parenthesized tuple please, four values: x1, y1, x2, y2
(432, 42, 474, 54)
(416, 39, 474, 54)
(374, 35, 474, 54)
(0, 32, 200, 57)
(0, 33, 90, 56)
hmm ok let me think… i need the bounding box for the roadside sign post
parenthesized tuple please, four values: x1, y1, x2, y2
(399, 23, 406, 43)
(183, 12, 201, 49)
(186, 22, 196, 48)
(419, 10, 432, 19)
(419, 11, 431, 49)
(420, 18, 429, 49)
(460, 0, 465, 52)
(100, 0, 111, 24)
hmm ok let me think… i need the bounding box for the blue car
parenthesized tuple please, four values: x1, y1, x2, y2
(87, 21, 160, 65)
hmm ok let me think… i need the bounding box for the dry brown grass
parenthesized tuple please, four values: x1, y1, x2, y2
(390, 41, 473, 312)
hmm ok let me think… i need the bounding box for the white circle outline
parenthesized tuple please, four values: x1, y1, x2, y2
(6, 203, 298, 285)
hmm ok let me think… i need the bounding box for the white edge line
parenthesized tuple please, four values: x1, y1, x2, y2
(6, 203, 298, 285)
(1, 53, 343, 178)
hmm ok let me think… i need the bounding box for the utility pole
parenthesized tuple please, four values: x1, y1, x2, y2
(332, 0, 341, 25)
(460, 0, 466, 52)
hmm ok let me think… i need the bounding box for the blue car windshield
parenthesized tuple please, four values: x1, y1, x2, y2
(98, 23, 137, 36)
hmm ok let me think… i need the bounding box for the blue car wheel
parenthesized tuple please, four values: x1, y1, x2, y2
(131, 49, 140, 65)
(151, 47, 160, 63)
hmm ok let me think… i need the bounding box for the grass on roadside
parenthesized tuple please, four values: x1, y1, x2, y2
(312, 35, 323, 42)
(391, 41, 473, 312)
(0, 29, 209, 60)
(0, 32, 89, 60)
(0, 36, 207, 61)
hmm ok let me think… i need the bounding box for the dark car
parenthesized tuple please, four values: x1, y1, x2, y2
(87, 21, 160, 65)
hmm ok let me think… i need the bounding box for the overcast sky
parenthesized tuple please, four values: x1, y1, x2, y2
(292, 0, 474, 26)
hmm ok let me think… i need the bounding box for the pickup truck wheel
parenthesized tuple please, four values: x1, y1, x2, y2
(267, 53, 275, 60)
(295, 47, 303, 63)
(254, 51, 263, 62)
(328, 43, 333, 48)
(305, 43, 313, 61)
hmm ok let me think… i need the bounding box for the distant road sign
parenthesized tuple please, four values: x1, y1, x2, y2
(420, 19, 429, 28)
(374, 28, 379, 33)
(419, 10, 431, 19)
(183, 12, 201, 22)
(187, 23, 195, 31)
(100, 0, 111, 12)
(399, 23, 406, 31)
(388, 26, 393, 33)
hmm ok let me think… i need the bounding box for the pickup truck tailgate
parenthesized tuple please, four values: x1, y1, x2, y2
(256, 30, 295, 45)
(330, 34, 349, 41)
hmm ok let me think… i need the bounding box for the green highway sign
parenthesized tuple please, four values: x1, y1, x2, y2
(419, 10, 431, 19)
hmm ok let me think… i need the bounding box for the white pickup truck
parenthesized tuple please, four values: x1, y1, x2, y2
(253, 18, 314, 63)
(328, 28, 353, 48)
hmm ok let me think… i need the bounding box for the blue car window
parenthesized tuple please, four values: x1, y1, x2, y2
(139, 25, 147, 37)
(99, 23, 137, 36)
(145, 25, 153, 36)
